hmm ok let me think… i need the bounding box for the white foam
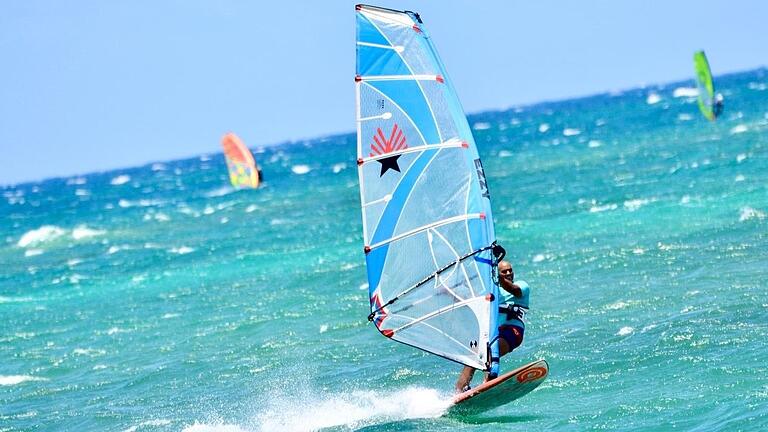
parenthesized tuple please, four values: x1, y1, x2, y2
(203, 206, 215, 215)
(118, 199, 165, 208)
(332, 162, 347, 174)
(199, 154, 211, 162)
(151, 163, 167, 171)
(748, 82, 768, 91)
(498, 150, 513, 158)
(0, 375, 47, 386)
(24, 249, 44, 257)
(359, 282, 369, 291)
(673, 87, 698, 98)
(538, 123, 550, 133)
(169, 246, 195, 255)
(588, 140, 602, 148)
(245, 204, 258, 213)
(646, 93, 662, 105)
(319, 324, 329, 333)
(291, 165, 311, 175)
(617, 326, 634, 336)
(72, 226, 106, 240)
(563, 128, 581, 137)
(735, 174, 745, 182)
(110, 175, 131, 185)
(75, 189, 90, 196)
(677, 113, 693, 121)
(182, 423, 245, 432)
(739, 206, 766, 222)
(66, 177, 87, 185)
(204, 187, 235, 198)
(253, 386, 450, 432)
(18, 226, 66, 247)
(124, 419, 172, 432)
(589, 203, 618, 213)
(730, 124, 748, 134)
(472, 122, 491, 130)
(624, 198, 650, 212)
(736, 153, 748, 163)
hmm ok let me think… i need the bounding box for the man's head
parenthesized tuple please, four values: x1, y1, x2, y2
(498, 260, 514, 285)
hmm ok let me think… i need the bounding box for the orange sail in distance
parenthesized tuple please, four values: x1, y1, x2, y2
(221, 132, 261, 189)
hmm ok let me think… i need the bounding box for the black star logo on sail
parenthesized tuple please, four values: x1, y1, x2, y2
(377, 155, 402, 176)
(369, 124, 408, 177)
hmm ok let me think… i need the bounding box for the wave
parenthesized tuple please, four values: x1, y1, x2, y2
(249, 386, 450, 432)
(72, 225, 106, 240)
(672, 87, 698, 98)
(0, 375, 48, 386)
(17, 226, 66, 247)
(110, 175, 131, 185)
(646, 93, 662, 105)
(291, 165, 311, 175)
(472, 122, 491, 130)
(204, 186, 235, 198)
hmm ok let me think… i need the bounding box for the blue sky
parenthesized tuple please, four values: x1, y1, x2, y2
(1, 1, 766, 185)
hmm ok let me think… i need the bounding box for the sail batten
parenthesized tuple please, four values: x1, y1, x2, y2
(356, 4, 500, 371)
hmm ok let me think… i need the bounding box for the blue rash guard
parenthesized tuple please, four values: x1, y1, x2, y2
(499, 280, 529, 329)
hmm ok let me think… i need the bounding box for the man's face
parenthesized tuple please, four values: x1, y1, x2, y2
(498, 263, 514, 284)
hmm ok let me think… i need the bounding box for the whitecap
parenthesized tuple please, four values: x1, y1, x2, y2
(17, 226, 66, 247)
(739, 206, 766, 222)
(24, 249, 44, 257)
(735, 174, 745, 182)
(110, 175, 131, 186)
(66, 177, 87, 185)
(623, 198, 650, 212)
(589, 203, 618, 213)
(498, 150, 513, 158)
(538, 123, 550, 133)
(0, 375, 47, 386)
(736, 153, 747, 163)
(646, 93, 661, 105)
(472, 122, 491, 130)
(72, 226, 106, 240)
(319, 324, 329, 333)
(332, 163, 347, 174)
(672, 87, 698, 98)
(730, 125, 748, 134)
(151, 163, 167, 171)
(563, 128, 581, 137)
(75, 189, 90, 196)
(359, 282, 369, 291)
(588, 140, 602, 148)
(203, 206, 215, 215)
(617, 326, 634, 336)
(632, 248, 645, 255)
(204, 186, 234, 198)
(199, 154, 211, 162)
(169, 246, 195, 255)
(677, 113, 693, 121)
(245, 204, 258, 213)
(291, 165, 311, 175)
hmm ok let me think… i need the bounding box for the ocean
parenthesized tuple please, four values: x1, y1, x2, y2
(1, 68, 767, 431)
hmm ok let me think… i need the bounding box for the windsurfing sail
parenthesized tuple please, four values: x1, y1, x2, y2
(693, 50, 717, 121)
(221, 132, 261, 189)
(355, 4, 502, 376)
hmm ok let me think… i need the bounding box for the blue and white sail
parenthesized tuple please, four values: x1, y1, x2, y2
(355, 4, 500, 374)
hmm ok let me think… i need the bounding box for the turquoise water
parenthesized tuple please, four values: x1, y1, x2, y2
(2, 69, 767, 431)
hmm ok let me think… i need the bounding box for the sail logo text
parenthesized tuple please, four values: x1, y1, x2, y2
(474, 158, 490, 198)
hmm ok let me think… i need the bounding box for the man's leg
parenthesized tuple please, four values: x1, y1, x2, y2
(455, 365, 476, 393)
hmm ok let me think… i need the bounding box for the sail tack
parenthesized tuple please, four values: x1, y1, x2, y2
(355, 5, 499, 371)
(221, 132, 261, 189)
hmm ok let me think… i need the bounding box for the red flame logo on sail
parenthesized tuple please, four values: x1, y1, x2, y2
(370, 124, 407, 176)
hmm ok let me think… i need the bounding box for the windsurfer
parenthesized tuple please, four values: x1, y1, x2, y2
(455, 260, 530, 393)
(713, 93, 724, 118)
